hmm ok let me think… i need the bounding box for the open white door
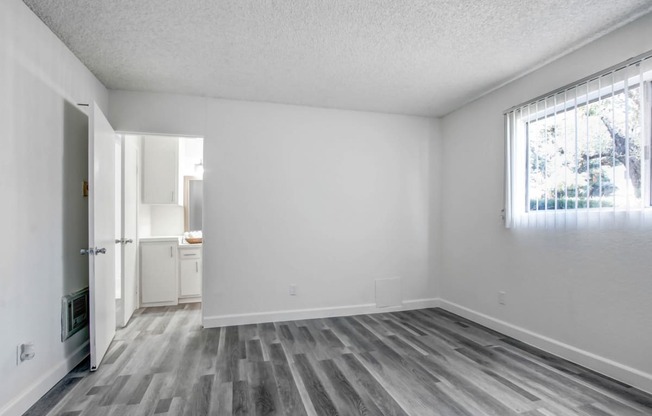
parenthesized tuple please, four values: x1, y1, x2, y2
(120, 136, 139, 326)
(87, 102, 116, 371)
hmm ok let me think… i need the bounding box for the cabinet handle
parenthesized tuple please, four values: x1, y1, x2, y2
(170, 246, 173, 257)
(196, 261, 198, 272)
(171, 191, 174, 202)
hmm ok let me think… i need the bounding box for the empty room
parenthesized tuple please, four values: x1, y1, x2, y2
(2, 0, 652, 415)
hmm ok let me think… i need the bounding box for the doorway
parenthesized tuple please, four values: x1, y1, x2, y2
(116, 134, 203, 323)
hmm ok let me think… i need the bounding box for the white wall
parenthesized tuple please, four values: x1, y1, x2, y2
(149, 205, 184, 236)
(0, 1, 109, 415)
(440, 12, 652, 393)
(109, 91, 441, 324)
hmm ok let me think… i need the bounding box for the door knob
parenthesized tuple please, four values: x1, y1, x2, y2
(95, 247, 107, 255)
(80, 248, 93, 255)
(124, 239, 133, 244)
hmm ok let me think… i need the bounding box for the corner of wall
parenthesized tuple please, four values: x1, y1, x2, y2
(428, 117, 444, 300)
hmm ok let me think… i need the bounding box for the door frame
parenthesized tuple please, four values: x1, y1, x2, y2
(117, 134, 140, 326)
(115, 131, 205, 320)
(114, 135, 124, 327)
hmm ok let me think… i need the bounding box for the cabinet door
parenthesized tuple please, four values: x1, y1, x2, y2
(179, 259, 201, 297)
(141, 243, 177, 304)
(142, 136, 179, 204)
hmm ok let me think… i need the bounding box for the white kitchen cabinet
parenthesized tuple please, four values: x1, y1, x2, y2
(178, 246, 202, 299)
(142, 135, 179, 204)
(140, 240, 178, 305)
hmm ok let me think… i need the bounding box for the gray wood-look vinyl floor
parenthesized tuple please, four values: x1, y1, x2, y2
(25, 303, 652, 415)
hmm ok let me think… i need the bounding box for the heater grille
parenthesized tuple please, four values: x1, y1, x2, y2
(62, 288, 89, 341)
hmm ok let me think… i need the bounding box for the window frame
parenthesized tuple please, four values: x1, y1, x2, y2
(503, 51, 652, 228)
(519, 79, 651, 213)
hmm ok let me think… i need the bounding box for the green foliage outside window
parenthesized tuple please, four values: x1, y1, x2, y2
(527, 86, 641, 211)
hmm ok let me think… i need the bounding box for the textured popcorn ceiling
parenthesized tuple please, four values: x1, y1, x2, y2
(23, 0, 652, 116)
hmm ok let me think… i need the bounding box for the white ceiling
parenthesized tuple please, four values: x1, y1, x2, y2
(23, 0, 652, 117)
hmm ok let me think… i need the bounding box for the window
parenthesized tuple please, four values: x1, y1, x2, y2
(505, 53, 652, 228)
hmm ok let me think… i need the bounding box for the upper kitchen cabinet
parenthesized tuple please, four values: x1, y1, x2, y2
(142, 135, 180, 204)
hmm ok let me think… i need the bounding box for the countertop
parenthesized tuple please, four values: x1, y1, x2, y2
(139, 235, 181, 242)
(179, 239, 203, 247)
(139, 236, 202, 247)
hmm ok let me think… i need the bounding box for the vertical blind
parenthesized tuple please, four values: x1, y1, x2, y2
(505, 52, 652, 229)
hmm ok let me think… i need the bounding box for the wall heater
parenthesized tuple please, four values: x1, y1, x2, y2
(61, 287, 89, 341)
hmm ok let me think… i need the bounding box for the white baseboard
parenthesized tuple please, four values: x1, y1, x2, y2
(203, 298, 441, 328)
(0, 341, 90, 416)
(438, 299, 652, 394)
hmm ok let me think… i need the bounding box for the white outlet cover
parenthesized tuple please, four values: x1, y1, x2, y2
(375, 277, 402, 308)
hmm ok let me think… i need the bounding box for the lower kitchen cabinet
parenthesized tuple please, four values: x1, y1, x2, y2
(140, 240, 178, 305)
(178, 246, 202, 299)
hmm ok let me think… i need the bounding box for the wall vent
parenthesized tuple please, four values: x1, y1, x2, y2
(61, 287, 89, 341)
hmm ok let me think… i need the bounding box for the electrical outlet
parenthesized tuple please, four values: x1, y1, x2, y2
(17, 343, 35, 365)
(498, 291, 506, 305)
(289, 284, 297, 296)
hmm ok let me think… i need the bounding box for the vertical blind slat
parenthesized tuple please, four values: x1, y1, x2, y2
(598, 75, 603, 210)
(624, 66, 631, 210)
(611, 71, 617, 213)
(574, 86, 580, 215)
